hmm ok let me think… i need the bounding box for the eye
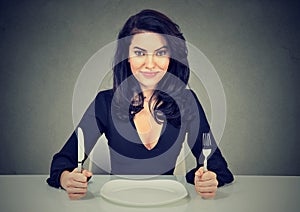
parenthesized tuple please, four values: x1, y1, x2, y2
(156, 50, 168, 56)
(134, 50, 145, 56)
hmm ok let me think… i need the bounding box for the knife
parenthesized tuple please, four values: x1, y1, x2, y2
(77, 127, 85, 173)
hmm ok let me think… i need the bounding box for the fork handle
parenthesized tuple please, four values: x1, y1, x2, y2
(203, 159, 208, 172)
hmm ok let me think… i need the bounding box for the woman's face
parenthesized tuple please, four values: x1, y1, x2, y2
(128, 32, 170, 91)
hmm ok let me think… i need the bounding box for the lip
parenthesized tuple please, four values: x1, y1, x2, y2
(140, 71, 159, 78)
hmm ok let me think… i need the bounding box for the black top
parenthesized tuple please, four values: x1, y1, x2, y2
(47, 89, 233, 188)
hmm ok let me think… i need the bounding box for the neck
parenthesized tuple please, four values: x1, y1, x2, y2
(142, 89, 154, 102)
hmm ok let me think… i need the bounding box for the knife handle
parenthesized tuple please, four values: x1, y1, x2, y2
(77, 162, 83, 173)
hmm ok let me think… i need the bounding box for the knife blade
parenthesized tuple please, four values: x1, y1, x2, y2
(77, 127, 85, 173)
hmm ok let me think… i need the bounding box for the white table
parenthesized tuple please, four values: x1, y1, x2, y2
(0, 175, 299, 212)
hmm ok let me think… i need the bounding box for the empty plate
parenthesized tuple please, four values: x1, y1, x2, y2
(100, 179, 188, 206)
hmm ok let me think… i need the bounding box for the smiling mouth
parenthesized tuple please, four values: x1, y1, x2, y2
(140, 71, 159, 78)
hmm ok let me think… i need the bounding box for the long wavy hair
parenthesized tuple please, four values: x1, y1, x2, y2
(112, 9, 190, 127)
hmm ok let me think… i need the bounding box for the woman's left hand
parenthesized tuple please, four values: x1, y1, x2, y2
(194, 167, 218, 199)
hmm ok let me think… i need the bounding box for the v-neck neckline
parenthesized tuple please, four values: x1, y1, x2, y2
(130, 117, 167, 151)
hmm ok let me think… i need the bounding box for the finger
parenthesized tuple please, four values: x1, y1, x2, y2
(70, 172, 87, 183)
(71, 168, 79, 173)
(82, 169, 93, 178)
(194, 167, 204, 185)
(198, 178, 218, 187)
(198, 185, 217, 193)
(66, 179, 88, 188)
(195, 167, 204, 177)
(196, 171, 216, 184)
(64, 179, 86, 190)
(66, 186, 88, 194)
(201, 171, 217, 181)
(68, 192, 86, 200)
(70, 168, 85, 177)
(199, 191, 216, 199)
(195, 184, 217, 198)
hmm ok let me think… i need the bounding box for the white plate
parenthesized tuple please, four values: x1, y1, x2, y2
(100, 179, 188, 206)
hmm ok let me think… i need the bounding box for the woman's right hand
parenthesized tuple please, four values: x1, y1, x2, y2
(60, 168, 93, 200)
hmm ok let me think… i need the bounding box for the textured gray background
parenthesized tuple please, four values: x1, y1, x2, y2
(0, 0, 299, 175)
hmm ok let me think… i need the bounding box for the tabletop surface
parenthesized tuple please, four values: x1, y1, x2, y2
(0, 175, 299, 212)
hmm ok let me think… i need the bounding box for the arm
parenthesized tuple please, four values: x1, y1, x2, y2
(47, 91, 109, 189)
(184, 90, 234, 192)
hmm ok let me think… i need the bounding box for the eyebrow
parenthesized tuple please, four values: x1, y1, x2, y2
(132, 46, 168, 52)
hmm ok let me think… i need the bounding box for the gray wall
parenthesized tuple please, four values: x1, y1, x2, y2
(0, 0, 299, 175)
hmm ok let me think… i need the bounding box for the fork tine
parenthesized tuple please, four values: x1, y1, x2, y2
(203, 132, 210, 147)
(202, 132, 212, 172)
(208, 133, 211, 146)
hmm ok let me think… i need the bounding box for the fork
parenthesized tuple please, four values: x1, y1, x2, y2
(202, 132, 212, 172)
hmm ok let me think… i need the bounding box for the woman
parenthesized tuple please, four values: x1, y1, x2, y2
(47, 9, 234, 200)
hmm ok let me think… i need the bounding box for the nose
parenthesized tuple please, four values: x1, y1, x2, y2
(145, 54, 155, 69)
